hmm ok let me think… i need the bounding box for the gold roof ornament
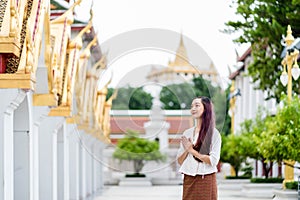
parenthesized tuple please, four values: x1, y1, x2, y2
(168, 34, 192, 68)
(0, 0, 51, 89)
(51, 0, 82, 25)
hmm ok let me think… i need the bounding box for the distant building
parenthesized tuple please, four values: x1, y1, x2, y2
(109, 110, 193, 148)
(146, 34, 220, 86)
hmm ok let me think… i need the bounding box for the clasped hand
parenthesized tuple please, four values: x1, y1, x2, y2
(181, 136, 193, 152)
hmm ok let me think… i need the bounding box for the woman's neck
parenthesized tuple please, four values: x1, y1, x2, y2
(195, 119, 202, 132)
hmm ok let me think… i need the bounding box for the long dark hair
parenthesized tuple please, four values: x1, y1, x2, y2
(193, 96, 215, 156)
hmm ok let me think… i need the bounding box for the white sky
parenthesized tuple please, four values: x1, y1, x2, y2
(75, 0, 250, 88)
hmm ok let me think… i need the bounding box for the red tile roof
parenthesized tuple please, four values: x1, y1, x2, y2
(110, 116, 193, 135)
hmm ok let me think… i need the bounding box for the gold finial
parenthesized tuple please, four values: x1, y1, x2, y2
(92, 54, 107, 70)
(51, 0, 82, 24)
(285, 25, 294, 47)
(80, 36, 98, 59)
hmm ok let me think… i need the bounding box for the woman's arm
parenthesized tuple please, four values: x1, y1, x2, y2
(187, 131, 222, 166)
(177, 150, 189, 165)
(188, 149, 211, 165)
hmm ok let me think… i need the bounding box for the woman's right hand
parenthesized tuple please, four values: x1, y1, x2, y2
(181, 136, 193, 152)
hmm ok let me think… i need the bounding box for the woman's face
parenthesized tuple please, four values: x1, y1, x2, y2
(190, 98, 204, 119)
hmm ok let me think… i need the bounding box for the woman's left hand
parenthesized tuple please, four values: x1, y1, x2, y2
(181, 136, 193, 152)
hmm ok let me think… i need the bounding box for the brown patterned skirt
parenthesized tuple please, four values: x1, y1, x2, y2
(182, 173, 217, 200)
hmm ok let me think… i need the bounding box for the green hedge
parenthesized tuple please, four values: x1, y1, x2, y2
(225, 176, 251, 179)
(250, 177, 284, 183)
(285, 181, 298, 190)
(125, 173, 146, 178)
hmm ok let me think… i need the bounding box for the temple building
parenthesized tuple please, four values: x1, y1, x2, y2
(146, 34, 220, 85)
(0, 1, 111, 199)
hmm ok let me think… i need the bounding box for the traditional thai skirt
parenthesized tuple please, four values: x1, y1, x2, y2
(182, 173, 217, 200)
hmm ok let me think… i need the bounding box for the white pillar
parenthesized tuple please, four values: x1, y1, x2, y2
(63, 123, 69, 200)
(0, 89, 26, 200)
(52, 128, 58, 200)
(32, 106, 49, 200)
(38, 117, 64, 200)
(93, 141, 106, 195)
(68, 125, 80, 199)
(79, 131, 87, 199)
(14, 94, 33, 200)
(56, 122, 70, 200)
(242, 76, 248, 120)
(83, 135, 94, 198)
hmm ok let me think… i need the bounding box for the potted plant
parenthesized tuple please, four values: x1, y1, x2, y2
(113, 129, 166, 177)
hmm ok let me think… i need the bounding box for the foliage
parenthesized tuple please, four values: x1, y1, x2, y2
(225, 175, 251, 179)
(259, 95, 300, 163)
(159, 82, 196, 109)
(113, 129, 166, 174)
(213, 85, 231, 135)
(159, 76, 231, 135)
(220, 133, 248, 177)
(241, 162, 253, 178)
(238, 108, 275, 178)
(192, 76, 218, 97)
(108, 87, 153, 110)
(225, 0, 300, 102)
(285, 181, 298, 190)
(250, 177, 284, 183)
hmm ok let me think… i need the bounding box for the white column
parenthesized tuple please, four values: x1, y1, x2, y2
(248, 77, 256, 119)
(79, 131, 87, 199)
(69, 125, 80, 199)
(32, 106, 49, 200)
(242, 76, 248, 120)
(52, 129, 58, 200)
(92, 141, 99, 194)
(63, 123, 69, 200)
(93, 141, 106, 195)
(38, 117, 64, 200)
(25, 92, 40, 200)
(83, 135, 94, 198)
(86, 145, 92, 197)
(57, 123, 69, 200)
(57, 125, 64, 200)
(0, 89, 26, 200)
(235, 77, 243, 134)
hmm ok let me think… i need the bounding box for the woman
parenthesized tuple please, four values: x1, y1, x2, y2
(177, 96, 221, 200)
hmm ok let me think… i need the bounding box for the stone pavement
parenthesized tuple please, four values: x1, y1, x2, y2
(93, 176, 273, 200)
(93, 185, 272, 200)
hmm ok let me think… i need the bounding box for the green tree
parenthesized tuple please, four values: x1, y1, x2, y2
(128, 87, 153, 110)
(259, 95, 300, 163)
(108, 87, 153, 110)
(239, 109, 275, 178)
(212, 86, 229, 134)
(192, 76, 217, 97)
(113, 130, 166, 175)
(159, 82, 196, 109)
(225, 0, 300, 101)
(220, 133, 248, 177)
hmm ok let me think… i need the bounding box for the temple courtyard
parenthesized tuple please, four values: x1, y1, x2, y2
(93, 174, 280, 200)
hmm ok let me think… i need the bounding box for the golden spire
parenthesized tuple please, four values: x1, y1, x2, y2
(169, 33, 191, 67)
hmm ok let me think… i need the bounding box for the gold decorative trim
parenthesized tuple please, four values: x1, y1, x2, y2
(66, 117, 76, 124)
(48, 106, 71, 117)
(33, 93, 58, 106)
(77, 123, 90, 131)
(0, 73, 35, 89)
(0, 37, 20, 55)
(0, 0, 8, 32)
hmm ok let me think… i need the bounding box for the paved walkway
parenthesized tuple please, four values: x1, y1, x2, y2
(93, 177, 273, 200)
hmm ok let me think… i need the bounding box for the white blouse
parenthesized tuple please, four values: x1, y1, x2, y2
(177, 127, 221, 176)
